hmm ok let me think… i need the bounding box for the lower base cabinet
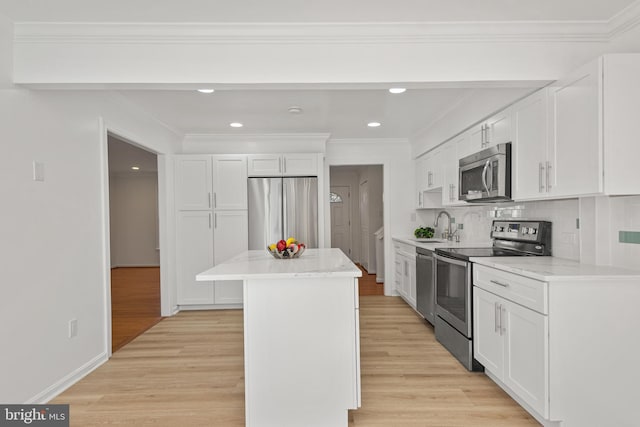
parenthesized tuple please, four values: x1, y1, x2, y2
(473, 263, 640, 427)
(176, 210, 246, 306)
(393, 241, 416, 308)
(474, 287, 549, 418)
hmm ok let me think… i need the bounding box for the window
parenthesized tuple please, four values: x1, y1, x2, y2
(329, 192, 343, 203)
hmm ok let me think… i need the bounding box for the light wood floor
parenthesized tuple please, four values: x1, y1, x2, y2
(53, 296, 539, 426)
(111, 267, 162, 353)
(357, 264, 384, 296)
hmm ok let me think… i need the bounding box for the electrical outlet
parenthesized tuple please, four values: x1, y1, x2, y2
(457, 223, 464, 230)
(68, 319, 78, 338)
(33, 161, 45, 182)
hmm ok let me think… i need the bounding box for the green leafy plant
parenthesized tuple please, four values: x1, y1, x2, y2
(414, 226, 435, 239)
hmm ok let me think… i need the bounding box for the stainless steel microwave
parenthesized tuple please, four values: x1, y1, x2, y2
(459, 142, 511, 203)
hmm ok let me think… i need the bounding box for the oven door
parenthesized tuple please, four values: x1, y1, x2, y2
(434, 253, 472, 338)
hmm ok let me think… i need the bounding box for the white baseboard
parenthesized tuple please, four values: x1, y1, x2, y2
(28, 352, 108, 404)
(376, 278, 384, 283)
(171, 305, 180, 316)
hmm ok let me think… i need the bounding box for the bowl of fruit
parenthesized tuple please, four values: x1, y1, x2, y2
(268, 237, 306, 259)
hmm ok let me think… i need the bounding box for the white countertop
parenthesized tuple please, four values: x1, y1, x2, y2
(196, 248, 362, 281)
(392, 236, 493, 251)
(471, 256, 640, 281)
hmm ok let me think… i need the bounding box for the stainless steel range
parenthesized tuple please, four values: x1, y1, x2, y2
(433, 220, 552, 371)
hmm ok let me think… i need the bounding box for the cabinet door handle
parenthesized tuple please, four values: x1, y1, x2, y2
(546, 161, 552, 192)
(490, 279, 509, 287)
(279, 157, 282, 173)
(481, 124, 486, 146)
(494, 302, 499, 332)
(283, 157, 287, 173)
(214, 213, 217, 229)
(213, 192, 217, 209)
(539, 163, 545, 192)
(484, 124, 490, 146)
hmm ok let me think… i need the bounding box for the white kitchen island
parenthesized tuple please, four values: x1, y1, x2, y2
(197, 248, 362, 427)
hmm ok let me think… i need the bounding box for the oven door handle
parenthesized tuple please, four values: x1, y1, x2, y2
(434, 253, 469, 268)
(481, 159, 491, 195)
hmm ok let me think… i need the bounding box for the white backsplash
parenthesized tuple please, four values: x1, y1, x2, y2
(416, 198, 581, 260)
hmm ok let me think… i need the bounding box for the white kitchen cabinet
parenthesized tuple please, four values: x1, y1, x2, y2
(212, 210, 248, 304)
(415, 148, 444, 209)
(441, 137, 467, 206)
(512, 89, 550, 200)
(282, 153, 318, 176)
(548, 58, 601, 198)
(175, 154, 248, 307)
(393, 241, 416, 309)
(176, 210, 215, 305)
(175, 156, 213, 211)
(212, 155, 248, 210)
(248, 153, 318, 177)
(474, 286, 548, 418)
(467, 109, 513, 154)
(415, 155, 427, 208)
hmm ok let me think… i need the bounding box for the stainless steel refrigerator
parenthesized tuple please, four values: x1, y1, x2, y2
(248, 177, 318, 250)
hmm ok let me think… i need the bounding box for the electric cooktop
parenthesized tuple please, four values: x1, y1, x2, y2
(435, 220, 552, 261)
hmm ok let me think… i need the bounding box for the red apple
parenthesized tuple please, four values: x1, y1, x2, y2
(276, 240, 287, 252)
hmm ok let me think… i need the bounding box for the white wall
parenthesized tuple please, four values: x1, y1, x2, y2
(325, 139, 413, 295)
(417, 199, 580, 260)
(109, 173, 160, 267)
(359, 165, 383, 273)
(411, 88, 533, 157)
(182, 133, 329, 154)
(0, 18, 181, 403)
(12, 23, 611, 86)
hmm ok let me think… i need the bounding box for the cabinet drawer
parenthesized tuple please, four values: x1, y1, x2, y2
(393, 241, 414, 255)
(474, 265, 548, 314)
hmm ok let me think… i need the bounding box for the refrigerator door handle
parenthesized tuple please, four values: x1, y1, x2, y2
(282, 180, 288, 239)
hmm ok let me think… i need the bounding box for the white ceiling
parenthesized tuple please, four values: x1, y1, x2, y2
(118, 87, 484, 138)
(0, 0, 634, 23)
(2, 1, 635, 139)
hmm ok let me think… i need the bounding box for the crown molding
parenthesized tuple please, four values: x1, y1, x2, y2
(327, 138, 409, 145)
(183, 133, 331, 144)
(608, 0, 640, 38)
(13, 21, 620, 45)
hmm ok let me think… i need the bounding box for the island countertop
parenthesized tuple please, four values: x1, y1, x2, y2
(196, 248, 362, 281)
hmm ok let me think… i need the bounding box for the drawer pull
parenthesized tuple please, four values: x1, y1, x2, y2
(490, 279, 509, 287)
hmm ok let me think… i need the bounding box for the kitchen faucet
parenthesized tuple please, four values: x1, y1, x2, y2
(434, 210, 457, 241)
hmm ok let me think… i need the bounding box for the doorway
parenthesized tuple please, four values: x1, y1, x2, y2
(107, 134, 162, 352)
(330, 165, 384, 296)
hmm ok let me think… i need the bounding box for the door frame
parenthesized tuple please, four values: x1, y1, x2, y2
(99, 118, 170, 358)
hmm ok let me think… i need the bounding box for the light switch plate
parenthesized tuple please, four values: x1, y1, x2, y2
(33, 161, 45, 181)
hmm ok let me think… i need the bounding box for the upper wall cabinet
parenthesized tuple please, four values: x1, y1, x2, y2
(415, 148, 444, 209)
(547, 58, 601, 198)
(212, 156, 248, 210)
(175, 156, 213, 211)
(600, 54, 640, 195)
(464, 109, 513, 157)
(248, 153, 319, 177)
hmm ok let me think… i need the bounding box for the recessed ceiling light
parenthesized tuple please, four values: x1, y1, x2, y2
(389, 88, 406, 94)
(131, 166, 140, 170)
(288, 106, 303, 114)
(197, 89, 215, 94)
(230, 122, 244, 128)
(368, 122, 381, 127)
